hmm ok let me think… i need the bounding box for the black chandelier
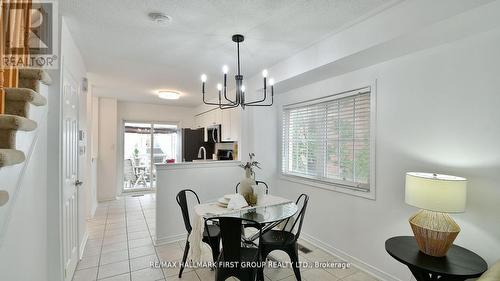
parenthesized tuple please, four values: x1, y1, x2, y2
(201, 34, 274, 110)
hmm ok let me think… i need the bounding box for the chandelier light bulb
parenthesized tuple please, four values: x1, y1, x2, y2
(222, 65, 229, 74)
(262, 69, 268, 78)
(269, 78, 275, 86)
(201, 74, 207, 82)
(217, 83, 222, 91)
(241, 85, 246, 92)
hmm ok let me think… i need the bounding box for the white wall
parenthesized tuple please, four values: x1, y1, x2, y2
(97, 98, 118, 201)
(247, 23, 500, 281)
(118, 101, 195, 128)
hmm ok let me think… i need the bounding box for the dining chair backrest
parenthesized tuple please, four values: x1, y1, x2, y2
(282, 194, 309, 242)
(235, 180, 269, 194)
(176, 189, 201, 234)
(205, 217, 262, 263)
(124, 159, 136, 182)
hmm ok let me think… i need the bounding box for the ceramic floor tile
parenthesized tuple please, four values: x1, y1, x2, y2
(97, 273, 130, 281)
(130, 254, 159, 272)
(162, 259, 192, 277)
(77, 255, 100, 270)
(129, 237, 154, 249)
(193, 268, 214, 280)
(99, 249, 129, 266)
(73, 266, 98, 281)
(128, 230, 151, 240)
(98, 260, 130, 279)
(83, 247, 102, 258)
(156, 244, 184, 261)
(130, 245, 156, 259)
(101, 241, 128, 254)
(166, 270, 200, 281)
(102, 234, 128, 245)
(131, 267, 164, 281)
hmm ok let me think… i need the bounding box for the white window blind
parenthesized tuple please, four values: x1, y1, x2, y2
(282, 87, 372, 191)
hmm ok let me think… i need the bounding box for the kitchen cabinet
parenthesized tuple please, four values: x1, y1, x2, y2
(194, 108, 239, 142)
(221, 108, 240, 142)
(195, 109, 221, 128)
(194, 114, 204, 128)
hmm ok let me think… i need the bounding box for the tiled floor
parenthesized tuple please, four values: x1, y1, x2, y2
(74, 194, 379, 281)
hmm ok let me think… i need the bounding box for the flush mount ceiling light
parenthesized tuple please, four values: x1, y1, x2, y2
(200, 34, 274, 110)
(158, 91, 180, 100)
(148, 12, 172, 24)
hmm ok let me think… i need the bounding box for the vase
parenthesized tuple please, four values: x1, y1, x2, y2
(239, 168, 256, 204)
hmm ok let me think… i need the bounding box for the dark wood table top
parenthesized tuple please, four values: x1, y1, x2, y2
(385, 236, 487, 279)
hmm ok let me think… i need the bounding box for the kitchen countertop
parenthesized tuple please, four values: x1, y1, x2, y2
(155, 160, 241, 170)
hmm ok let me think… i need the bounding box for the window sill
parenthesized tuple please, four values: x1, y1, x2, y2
(279, 174, 376, 200)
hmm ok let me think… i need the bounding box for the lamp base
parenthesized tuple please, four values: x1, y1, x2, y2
(409, 209, 460, 257)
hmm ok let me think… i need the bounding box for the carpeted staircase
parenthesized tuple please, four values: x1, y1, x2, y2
(0, 69, 51, 206)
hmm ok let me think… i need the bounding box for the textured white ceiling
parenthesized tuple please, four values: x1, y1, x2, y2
(61, 0, 395, 106)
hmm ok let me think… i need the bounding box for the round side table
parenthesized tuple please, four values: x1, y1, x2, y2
(385, 236, 487, 281)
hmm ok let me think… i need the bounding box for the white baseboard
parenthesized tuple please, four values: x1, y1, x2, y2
(154, 233, 186, 246)
(301, 232, 401, 281)
(79, 231, 89, 260)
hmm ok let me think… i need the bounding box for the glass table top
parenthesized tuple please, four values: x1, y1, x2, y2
(207, 202, 298, 224)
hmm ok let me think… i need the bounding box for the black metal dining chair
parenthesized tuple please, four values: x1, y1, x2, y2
(205, 217, 264, 281)
(260, 194, 309, 281)
(176, 189, 221, 278)
(235, 180, 269, 194)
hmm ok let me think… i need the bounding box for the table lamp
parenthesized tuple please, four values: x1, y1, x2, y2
(405, 172, 467, 257)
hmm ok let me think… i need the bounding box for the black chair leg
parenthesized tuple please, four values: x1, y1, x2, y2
(287, 245, 302, 281)
(210, 237, 220, 265)
(179, 240, 190, 278)
(258, 265, 265, 281)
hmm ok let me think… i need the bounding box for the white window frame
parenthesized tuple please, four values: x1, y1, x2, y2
(280, 84, 377, 200)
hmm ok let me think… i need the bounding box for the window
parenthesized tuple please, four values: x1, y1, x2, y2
(282, 87, 374, 193)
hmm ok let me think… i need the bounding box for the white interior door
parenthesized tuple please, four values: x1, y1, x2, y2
(62, 72, 80, 281)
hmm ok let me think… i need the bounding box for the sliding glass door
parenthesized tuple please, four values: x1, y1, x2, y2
(123, 122, 179, 192)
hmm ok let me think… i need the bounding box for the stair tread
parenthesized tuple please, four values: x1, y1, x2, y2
(0, 149, 25, 167)
(19, 69, 52, 85)
(5, 88, 47, 106)
(0, 114, 37, 131)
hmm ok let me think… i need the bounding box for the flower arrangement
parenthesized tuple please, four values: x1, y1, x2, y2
(239, 153, 261, 177)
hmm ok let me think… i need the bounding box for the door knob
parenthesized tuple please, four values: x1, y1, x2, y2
(75, 180, 83, 186)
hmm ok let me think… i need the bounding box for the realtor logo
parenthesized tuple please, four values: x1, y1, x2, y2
(1, 0, 58, 69)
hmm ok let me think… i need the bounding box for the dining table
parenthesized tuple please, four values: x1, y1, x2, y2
(187, 194, 298, 263)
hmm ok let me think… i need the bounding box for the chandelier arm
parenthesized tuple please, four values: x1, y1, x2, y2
(218, 90, 239, 109)
(203, 85, 231, 106)
(219, 103, 240, 110)
(223, 89, 237, 105)
(244, 80, 268, 104)
(244, 87, 274, 106)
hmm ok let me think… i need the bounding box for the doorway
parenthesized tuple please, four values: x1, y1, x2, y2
(122, 122, 179, 192)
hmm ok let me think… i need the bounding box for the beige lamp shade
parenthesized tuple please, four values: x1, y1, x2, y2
(405, 172, 467, 213)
